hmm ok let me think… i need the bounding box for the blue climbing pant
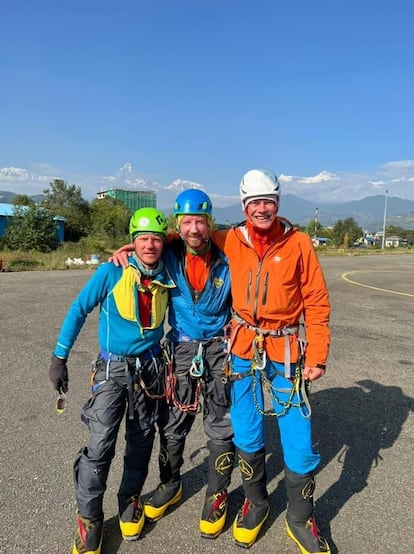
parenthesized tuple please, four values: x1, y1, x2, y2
(229, 355, 320, 475)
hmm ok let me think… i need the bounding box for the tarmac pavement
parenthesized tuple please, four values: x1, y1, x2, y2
(0, 253, 413, 553)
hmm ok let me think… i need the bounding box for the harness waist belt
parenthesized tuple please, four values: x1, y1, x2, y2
(170, 331, 224, 344)
(232, 312, 299, 337)
(100, 345, 161, 363)
(232, 312, 302, 378)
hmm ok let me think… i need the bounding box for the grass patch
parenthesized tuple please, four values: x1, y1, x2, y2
(0, 244, 114, 272)
(0, 244, 413, 272)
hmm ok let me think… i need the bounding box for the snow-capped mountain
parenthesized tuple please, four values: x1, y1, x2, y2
(165, 179, 204, 193)
(100, 166, 208, 209)
(2, 162, 414, 228)
(0, 167, 34, 181)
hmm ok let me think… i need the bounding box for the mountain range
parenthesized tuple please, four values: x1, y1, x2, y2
(211, 194, 414, 231)
(1, 186, 414, 231)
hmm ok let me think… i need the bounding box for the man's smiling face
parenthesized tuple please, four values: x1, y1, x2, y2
(244, 198, 279, 230)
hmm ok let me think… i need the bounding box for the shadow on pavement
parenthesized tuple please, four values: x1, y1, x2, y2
(100, 379, 414, 553)
(312, 379, 414, 553)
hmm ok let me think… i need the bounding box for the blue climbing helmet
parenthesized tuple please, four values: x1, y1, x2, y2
(173, 189, 212, 217)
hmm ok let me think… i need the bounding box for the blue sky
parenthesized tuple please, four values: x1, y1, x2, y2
(1, 0, 414, 205)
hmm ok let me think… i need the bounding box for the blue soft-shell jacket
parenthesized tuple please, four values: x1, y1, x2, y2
(54, 257, 175, 359)
(164, 240, 232, 341)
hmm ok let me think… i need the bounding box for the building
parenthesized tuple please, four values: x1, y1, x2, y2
(373, 232, 407, 248)
(96, 188, 156, 212)
(0, 203, 65, 242)
(312, 237, 331, 247)
(383, 235, 407, 248)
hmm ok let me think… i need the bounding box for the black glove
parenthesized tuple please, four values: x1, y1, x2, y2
(49, 354, 69, 392)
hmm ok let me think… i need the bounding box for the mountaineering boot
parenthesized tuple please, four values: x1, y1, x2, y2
(72, 513, 103, 554)
(233, 498, 270, 549)
(200, 490, 229, 539)
(144, 480, 183, 521)
(119, 495, 145, 541)
(284, 467, 331, 554)
(232, 448, 270, 548)
(199, 440, 235, 539)
(144, 439, 184, 521)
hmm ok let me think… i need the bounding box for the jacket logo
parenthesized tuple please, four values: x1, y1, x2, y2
(213, 277, 224, 288)
(273, 255, 282, 262)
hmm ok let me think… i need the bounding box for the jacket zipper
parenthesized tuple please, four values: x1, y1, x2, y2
(253, 259, 263, 320)
(262, 271, 269, 305)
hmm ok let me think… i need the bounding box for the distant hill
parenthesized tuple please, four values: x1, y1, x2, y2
(0, 190, 45, 204)
(0, 191, 18, 204)
(212, 194, 414, 231)
(1, 189, 414, 230)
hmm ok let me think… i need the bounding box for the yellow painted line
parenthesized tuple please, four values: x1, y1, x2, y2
(342, 270, 414, 297)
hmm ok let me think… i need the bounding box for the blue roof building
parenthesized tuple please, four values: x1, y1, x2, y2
(0, 203, 65, 242)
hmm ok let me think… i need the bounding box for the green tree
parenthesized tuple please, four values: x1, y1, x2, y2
(332, 218, 363, 247)
(89, 197, 131, 245)
(305, 219, 323, 238)
(167, 214, 176, 230)
(4, 205, 58, 252)
(41, 179, 91, 241)
(13, 194, 36, 207)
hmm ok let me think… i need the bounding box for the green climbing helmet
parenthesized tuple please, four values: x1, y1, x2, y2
(129, 207, 168, 241)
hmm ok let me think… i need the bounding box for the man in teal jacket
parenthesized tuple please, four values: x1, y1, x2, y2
(49, 208, 175, 554)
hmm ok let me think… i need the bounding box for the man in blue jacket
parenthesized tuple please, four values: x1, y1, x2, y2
(49, 208, 175, 554)
(143, 189, 235, 540)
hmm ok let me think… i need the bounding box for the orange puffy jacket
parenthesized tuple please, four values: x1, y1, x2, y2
(212, 218, 330, 368)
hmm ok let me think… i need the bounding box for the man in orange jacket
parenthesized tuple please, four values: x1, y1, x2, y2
(210, 168, 331, 553)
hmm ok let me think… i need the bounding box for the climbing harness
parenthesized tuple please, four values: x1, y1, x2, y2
(229, 313, 312, 419)
(162, 336, 226, 413)
(231, 311, 300, 378)
(91, 349, 166, 420)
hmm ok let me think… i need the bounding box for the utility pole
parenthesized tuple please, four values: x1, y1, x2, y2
(381, 190, 388, 249)
(314, 207, 319, 239)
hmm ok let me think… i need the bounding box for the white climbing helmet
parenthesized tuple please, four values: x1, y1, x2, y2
(239, 169, 280, 207)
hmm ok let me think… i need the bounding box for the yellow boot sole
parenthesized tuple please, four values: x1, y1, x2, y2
(233, 506, 269, 548)
(286, 520, 331, 554)
(200, 506, 227, 539)
(144, 484, 183, 521)
(119, 511, 145, 541)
